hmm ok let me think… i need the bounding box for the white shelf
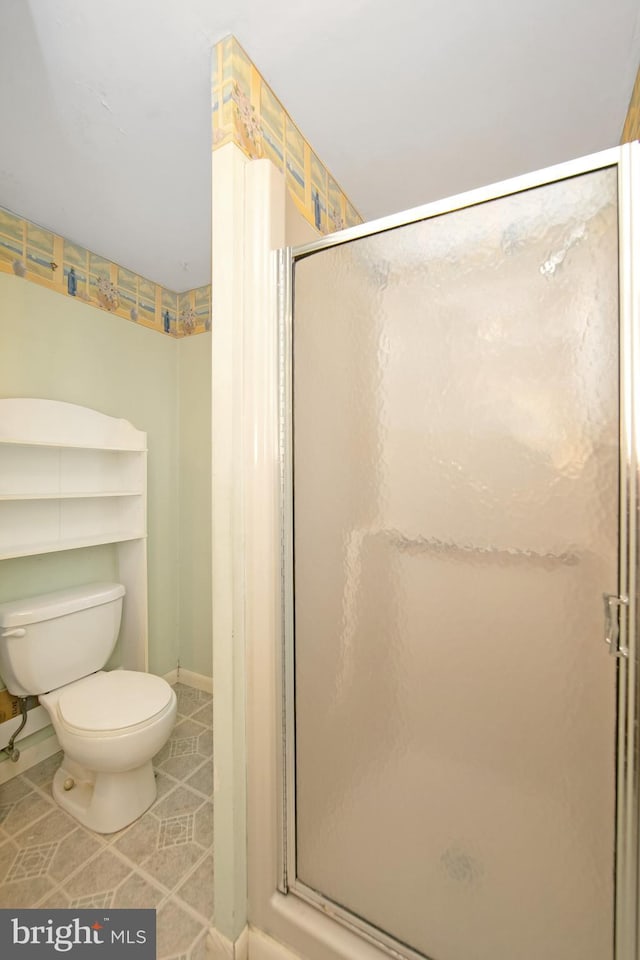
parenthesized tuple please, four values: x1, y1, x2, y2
(0, 399, 147, 557)
(0, 532, 147, 561)
(0, 441, 145, 504)
(0, 440, 148, 452)
(0, 491, 143, 501)
(0, 398, 149, 670)
(0, 398, 147, 451)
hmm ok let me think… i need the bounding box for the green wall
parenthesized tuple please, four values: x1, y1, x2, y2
(0, 272, 211, 686)
(178, 335, 213, 677)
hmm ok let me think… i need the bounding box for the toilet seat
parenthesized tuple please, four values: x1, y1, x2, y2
(57, 670, 173, 735)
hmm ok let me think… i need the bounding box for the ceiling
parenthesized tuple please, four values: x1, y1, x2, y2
(1, 0, 639, 291)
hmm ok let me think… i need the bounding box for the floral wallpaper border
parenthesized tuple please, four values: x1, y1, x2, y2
(11, 38, 631, 334)
(622, 62, 640, 143)
(0, 206, 211, 338)
(3, 37, 364, 336)
(212, 36, 363, 235)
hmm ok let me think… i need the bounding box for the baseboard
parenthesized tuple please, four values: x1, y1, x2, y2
(207, 925, 248, 959)
(0, 730, 60, 784)
(163, 669, 179, 686)
(248, 928, 302, 960)
(175, 667, 213, 694)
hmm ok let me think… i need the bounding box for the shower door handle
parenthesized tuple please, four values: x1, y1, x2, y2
(603, 593, 629, 657)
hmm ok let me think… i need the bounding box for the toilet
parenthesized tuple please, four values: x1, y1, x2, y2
(0, 582, 177, 834)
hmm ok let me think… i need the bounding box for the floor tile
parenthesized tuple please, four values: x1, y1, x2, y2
(158, 813, 195, 848)
(36, 885, 72, 907)
(0, 875, 54, 907)
(193, 803, 213, 850)
(190, 704, 213, 727)
(197, 729, 212, 758)
(71, 891, 114, 909)
(155, 770, 178, 800)
(179, 716, 208, 736)
(114, 814, 160, 866)
(160, 753, 210, 781)
(154, 741, 172, 765)
(189, 930, 214, 960)
(13, 805, 76, 848)
(0, 775, 32, 805)
(0, 839, 19, 884)
(174, 686, 212, 719)
(185, 763, 213, 798)
(61, 848, 131, 901)
(157, 898, 208, 959)
(8, 842, 57, 881)
(23, 751, 63, 791)
(175, 854, 214, 923)
(140, 842, 206, 892)
(113, 870, 166, 909)
(2, 791, 54, 835)
(153, 786, 206, 821)
(49, 827, 103, 883)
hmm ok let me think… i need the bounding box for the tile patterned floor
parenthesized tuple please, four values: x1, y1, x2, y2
(0, 682, 213, 959)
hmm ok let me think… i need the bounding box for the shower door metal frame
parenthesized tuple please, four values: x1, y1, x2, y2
(277, 142, 640, 960)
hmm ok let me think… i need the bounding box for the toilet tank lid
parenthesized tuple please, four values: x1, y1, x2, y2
(0, 582, 125, 628)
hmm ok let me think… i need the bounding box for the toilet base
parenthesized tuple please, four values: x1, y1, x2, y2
(52, 754, 157, 834)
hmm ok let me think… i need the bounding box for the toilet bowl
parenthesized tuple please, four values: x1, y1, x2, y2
(0, 582, 177, 834)
(40, 670, 177, 833)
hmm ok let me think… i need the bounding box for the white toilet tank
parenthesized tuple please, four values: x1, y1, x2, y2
(0, 582, 125, 697)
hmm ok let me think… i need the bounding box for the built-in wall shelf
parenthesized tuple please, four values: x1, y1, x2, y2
(0, 533, 146, 562)
(0, 446, 146, 558)
(0, 441, 148, 452)
(0, 492, 143, 501)
(0, 398, 149, 672)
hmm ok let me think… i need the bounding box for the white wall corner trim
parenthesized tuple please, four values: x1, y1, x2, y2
(211, 140, 251, 943)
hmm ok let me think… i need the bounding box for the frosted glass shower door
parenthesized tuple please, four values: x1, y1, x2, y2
(285, 162, 625, 960)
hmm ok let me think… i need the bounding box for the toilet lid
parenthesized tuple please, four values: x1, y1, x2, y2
(58, 670, 173, 733)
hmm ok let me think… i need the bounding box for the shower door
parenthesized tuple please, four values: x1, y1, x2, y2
(279, 146, 640, 960)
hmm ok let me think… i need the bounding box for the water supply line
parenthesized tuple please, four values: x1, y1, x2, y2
(3, 697, 28, 762)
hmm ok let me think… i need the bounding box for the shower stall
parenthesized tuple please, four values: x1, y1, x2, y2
(272, 144, 640, 960)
